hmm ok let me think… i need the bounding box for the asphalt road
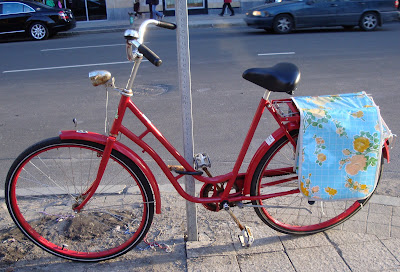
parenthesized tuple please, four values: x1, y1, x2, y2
(0, 23, 399, 196)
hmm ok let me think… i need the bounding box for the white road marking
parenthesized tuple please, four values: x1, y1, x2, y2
(258, 52, 295, 56)
(2, 61, 149, 73)
(41, 44, 126, 52)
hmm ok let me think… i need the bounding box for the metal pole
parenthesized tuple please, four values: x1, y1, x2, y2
(175, 0, 198, 241)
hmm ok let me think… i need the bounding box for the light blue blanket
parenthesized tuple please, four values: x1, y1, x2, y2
(292, 92, 385, 201)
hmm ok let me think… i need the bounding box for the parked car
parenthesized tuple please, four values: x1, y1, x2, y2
(244, 0, 399, 34)
(0, 0, 76, 40)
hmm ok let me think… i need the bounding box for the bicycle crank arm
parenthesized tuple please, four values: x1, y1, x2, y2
(238, 226, 254, 247)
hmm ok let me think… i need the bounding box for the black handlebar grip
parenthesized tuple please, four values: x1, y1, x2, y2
(138, 44, 162, 67)
(157, 21, 177, 30)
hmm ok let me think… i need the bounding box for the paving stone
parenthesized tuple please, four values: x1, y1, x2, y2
(279, 232, 331, 250)
(237, 251, 295, 272)
(391, 226, 400, 238)
(325, 229, 379, 244)
(342, 219, 367, 234)
(393, 206, 400, 217)
(186, 240, 236, 258)
(367, 210, 392, 224)
(287, 245, 350, 272)
(391, 216, 400, 227)
(187, 255, 241, 272)
(337, 240, 400, 271)
(368, 203, 393, 215)
(366, 222, 391, 238)
(380, 238, 400, 263)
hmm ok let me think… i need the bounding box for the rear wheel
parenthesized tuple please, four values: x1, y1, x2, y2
(359, 12, 378, 31)
(5, 137, 154, 262)
(29, 22, 49, 40)
(250, 131, 382, 235)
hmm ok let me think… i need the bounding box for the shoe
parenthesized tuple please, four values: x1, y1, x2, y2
(230, 14, 235, 16)
(218, 13, 223, 16)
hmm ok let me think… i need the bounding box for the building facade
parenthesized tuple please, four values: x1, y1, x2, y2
(38, 0, 263, 21)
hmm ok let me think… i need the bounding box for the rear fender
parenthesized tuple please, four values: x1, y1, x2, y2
(382, 139, 391, 163)
(243, 123, 298, 195)
(59, 130, 161, 214)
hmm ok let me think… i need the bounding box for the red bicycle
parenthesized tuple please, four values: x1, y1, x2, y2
(5, 19, 391, 262)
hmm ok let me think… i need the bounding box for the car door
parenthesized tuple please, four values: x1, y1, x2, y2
(0, 2, 34, 34)
(295, 0, 339, 27)
(335, 0, 368, 25)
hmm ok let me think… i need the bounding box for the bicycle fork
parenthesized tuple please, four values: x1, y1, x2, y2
(73, 136, 117, 213)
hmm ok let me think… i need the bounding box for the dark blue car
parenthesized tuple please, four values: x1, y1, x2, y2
(244, 0, 399, 33)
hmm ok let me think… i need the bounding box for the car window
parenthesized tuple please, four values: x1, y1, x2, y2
(0, 3, 34, 15)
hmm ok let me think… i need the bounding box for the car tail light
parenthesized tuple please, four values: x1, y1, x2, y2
(58, 11, 69, 20)
(395, 0, 399, 9)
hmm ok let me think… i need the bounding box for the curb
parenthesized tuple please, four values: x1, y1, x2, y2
(57, 19, 247, 36)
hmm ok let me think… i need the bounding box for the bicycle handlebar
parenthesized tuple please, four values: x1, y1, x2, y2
(138, 43, 162, 67)
(156, 21, 177, 30)
(124, 19, 176, 66)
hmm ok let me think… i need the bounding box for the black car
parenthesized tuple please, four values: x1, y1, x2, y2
(0, 0, 76, 40)
(245, 0, 399, 34)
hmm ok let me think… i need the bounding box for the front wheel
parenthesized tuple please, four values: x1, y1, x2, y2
(359, 12, 378, 31)
(5, 137, 154, 262)
(250, 131, 382, 235)
(273, 14, 294, 34)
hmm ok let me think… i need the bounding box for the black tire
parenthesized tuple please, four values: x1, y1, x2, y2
(29, 22, 49, 40)
(5, 137, 154, 262)
(273, 14, 294, 34)
(250, 131, 382, 235)
(359, 12, 379, 31)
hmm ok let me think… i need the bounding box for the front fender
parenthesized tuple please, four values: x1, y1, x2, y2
(59, 130, 161, 214)
(243, 123, 298, 195)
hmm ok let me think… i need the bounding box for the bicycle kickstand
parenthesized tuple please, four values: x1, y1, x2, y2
(223, 203, 254, 247)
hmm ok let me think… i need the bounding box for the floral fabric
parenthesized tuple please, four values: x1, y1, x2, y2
(292, 92, 385, 201)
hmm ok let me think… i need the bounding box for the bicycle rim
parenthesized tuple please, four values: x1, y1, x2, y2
(6, 138, 154, 261)
(251, 132, 378, 235)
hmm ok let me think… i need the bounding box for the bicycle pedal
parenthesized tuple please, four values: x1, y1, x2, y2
(194, 153, 211, 170)
(238, 226, 254, 247)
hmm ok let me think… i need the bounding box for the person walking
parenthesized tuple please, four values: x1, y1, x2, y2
(151, 0, 164, 20)
(146, 0, 153, 19)
(219, 0, 234, 16)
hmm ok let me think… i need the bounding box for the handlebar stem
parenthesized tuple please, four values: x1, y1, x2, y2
(126, 53, 143, 91)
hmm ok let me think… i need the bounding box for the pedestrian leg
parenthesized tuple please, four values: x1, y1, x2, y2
(219, 3, 227, 16)
(228, 3, 234, 16)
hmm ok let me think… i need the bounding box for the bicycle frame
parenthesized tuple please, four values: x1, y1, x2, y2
(68, 35, 301, 214)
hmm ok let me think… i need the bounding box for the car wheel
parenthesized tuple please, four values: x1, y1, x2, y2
(359, 12, 378, 31)
(273, 14, 293, 34)
(29, 22, 49, 40)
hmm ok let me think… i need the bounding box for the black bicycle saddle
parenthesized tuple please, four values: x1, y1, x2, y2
(242, 62, 300, 95)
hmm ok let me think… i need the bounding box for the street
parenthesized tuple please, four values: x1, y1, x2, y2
(0, 23, 399, 197)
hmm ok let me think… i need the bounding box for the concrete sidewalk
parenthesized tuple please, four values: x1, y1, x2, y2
(58, 13, 247, 36)
(2, 185, 400, 271)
